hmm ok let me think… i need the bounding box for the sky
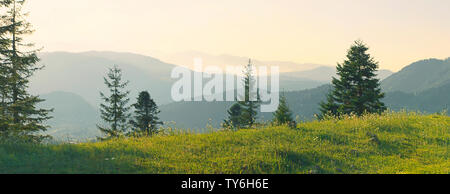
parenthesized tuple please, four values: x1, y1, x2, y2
(25, 0, 450, 71)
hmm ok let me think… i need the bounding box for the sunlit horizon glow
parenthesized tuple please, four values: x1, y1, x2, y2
(25, 0, 450, 71)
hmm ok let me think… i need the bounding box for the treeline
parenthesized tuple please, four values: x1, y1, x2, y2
(222, 40, 387, 130)
(222, 59, 296, 130)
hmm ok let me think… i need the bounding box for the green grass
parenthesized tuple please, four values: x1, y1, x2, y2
(1, 112, 449, 174)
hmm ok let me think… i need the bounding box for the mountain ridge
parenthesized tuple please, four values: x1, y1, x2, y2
(381, 58, 450, 93)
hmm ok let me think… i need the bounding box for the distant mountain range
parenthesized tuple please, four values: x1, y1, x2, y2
(281, 66, 393, 82)
(30, 52, 178, 107)
(32, 52, 449, 139)
(153, 51, 394, 91)
(31, 51, 353, 107)
(381, 58, 450, 93)
(151, 50, 325, 73)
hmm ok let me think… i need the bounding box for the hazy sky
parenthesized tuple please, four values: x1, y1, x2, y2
(26, 0, 450, 71)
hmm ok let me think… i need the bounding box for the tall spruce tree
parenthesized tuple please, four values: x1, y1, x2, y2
(238, 59, 260, 128)
(129, 91, 162, 136)
(223, 103, 243, 129)
(273, 94, 294, 125)
(0, 0, 52, 141)
(0, 0, 10, 137)
(98, 65, 131, 139)
(320, 40, 386, 117)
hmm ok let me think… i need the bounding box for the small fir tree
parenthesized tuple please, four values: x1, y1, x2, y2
(238, 59, 260, 128)
(223, 103, 243, 129)
(97, 65, 131, 139)
(129, 91, 162, 136)
(273, 94, 294, 126)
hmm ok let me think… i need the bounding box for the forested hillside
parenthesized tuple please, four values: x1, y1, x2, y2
(381, 58, 450, 93)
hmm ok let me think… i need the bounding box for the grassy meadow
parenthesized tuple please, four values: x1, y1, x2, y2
(0, 112, 449, 174)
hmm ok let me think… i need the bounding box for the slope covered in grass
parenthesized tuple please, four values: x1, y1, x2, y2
(0, 112, 449, 174)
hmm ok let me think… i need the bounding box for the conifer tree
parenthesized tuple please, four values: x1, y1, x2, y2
(273, 94, 294, 125)
(0, 0, 11, 137)
(0, 0, 52, 141)
(223, 103, 243, 129)
(238, 59, 260, 128)
(320, 40, 386, 117)
(319, 92, 340, 118)
(129, 91, 162, 136)
(98, 65, 131, 139)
